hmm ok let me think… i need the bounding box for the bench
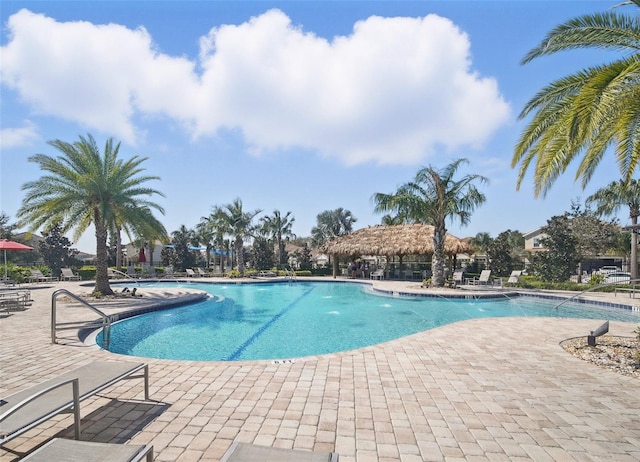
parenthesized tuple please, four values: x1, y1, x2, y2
(0, 361, 149, 444)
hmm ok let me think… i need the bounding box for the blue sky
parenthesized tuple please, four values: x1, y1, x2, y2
(0, 1, 631, 253)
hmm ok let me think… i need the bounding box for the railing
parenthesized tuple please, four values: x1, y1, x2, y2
(51, 289, 112, 349)
(554, 278, 640, 310)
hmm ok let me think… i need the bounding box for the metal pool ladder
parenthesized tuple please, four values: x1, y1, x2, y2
(51, 289, 112, 349)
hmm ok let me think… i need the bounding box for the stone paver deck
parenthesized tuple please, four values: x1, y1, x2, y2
(1, 278, 639, 461)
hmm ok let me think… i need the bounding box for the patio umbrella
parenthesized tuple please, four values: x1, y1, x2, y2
(138, 248, 146, 263)
(0, 239, 34, 279)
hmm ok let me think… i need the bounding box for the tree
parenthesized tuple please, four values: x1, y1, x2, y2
(298, 243, 313, 271)
(311, 208, 357, 248)
(261, 210, 295, 267)
(162, 225, 197, 271)
(512, 1, 640, 197)
(487, 231, 517, 277)
(567, 201, 619, 280)
(39, 223, 78, 277)
(587, 179, 640, 278)
(531, 215, 580, 282)
(212, 198, 261, 275)
(0, 212, 16, 240)
(470, 232, 493, 255)
(372, 158, 487, 287)
(17, 134, 166, 295)
(251, 236, 275, 270)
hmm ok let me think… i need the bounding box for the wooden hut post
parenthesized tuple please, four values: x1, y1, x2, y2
(333, 254, 339, 278)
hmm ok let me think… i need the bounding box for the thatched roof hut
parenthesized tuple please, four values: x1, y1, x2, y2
(322, 224, 472, 257)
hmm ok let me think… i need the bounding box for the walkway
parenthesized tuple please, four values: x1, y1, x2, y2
(0, 279, 638, 461)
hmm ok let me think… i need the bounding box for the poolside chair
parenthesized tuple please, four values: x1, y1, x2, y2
(470, 269, 492, 286)
(451, 269, 464, 287)
(126, 266, 138, 278)
(370, 269, 384, 280)
(27, 269, 58, 283)
(0, 361, 149, 445)
(0, 289, 31, 312)
(197, 267, 209, 277)
(144, 266, 157, 278)
(506, 270, 522, 285)
(61, 268, 81, 281)
(21, 438, 153, 462)
(185, 268, 197, 277)
(221, 442, 338, 462)
(107, 268, 116, 279)
(404, 269, 414, 280)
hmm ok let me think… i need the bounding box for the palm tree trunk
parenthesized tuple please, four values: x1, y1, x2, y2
(631, 216, 638, 280)
(94, 215, 113, 296)
(431, 224, 446, 287)
(235, 237, 244, 275)
(115, 227, 122, 272)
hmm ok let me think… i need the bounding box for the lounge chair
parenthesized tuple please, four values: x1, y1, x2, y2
(143, 266, 157, 278)
(126, 266, 138, 278)
(185, 268, 196, 277)
(506, 270, 522, 285)
(404, 269, 414, 280)
(221, 442, 338, 462)
(470, 269, 492, 286)
(61, 268, 81, 281)
(197, 267, 209, 277)
(0, 289, 31, 312)
(107, 268, 116, 279)
(370, 269, 384, 280)
(451, 269, 464, 287)
(21, 438, 153, 462)
(27, 269, 58, 283)
(0, 361, 149, 444)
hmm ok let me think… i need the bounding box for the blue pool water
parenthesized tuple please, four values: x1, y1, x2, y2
(99, 281, 640, 361)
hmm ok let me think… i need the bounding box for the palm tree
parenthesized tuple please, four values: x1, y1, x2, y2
(17, 134, 166, 295)
(587, 179, 640, 278)
(512, 0, 640, 197)
(212, 198, 261, 275)
(372, 158, 487, 287)
(261, 210, 296, 267)
(310, 208, 357, 248)
(470, 232, 493, 255)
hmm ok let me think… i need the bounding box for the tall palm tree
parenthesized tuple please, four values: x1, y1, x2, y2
(17, 134, 166, 295)
(587, 179, 640, 278)
(372, 158, 487, 287)
(261, 210, 296, 267)
(212, 198, 261, 275)
(512, 0, 640, 197)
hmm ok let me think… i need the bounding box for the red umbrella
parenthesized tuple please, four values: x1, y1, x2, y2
(138, 248, 146, 263)
(0, 239, 34, 279)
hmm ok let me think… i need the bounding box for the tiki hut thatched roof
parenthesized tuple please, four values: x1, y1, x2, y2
(322, 224, 472, 257)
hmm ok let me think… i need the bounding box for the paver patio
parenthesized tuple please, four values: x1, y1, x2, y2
(1, 279, 638, 461)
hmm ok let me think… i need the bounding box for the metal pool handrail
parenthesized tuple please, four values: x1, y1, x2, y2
(51, 288, 112, 349)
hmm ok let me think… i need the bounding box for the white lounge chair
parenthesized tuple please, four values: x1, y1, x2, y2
(60, 268, 81, 281)
(221, 441, 338, 462)
(451, 269, 464, 286)
(197, 267, 209, 277)
(370, 269, 384, 280)
(0, 361, 149, 444)
(126, 266, 138, 278)
(506, 270, 522, 285)
(470, 269, 492, 286)
(21, 438, 153, 462)
(185, 268, 196, 277)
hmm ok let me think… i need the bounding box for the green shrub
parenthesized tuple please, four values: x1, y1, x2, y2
(226, 269, 242, 279)
(294, 270, 312, 277)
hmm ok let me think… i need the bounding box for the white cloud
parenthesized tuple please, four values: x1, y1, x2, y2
(1, 8, 511, 164)
(0, 120, 39, 149)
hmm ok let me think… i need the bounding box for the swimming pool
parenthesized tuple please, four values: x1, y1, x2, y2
(98, 281, 640, 361)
